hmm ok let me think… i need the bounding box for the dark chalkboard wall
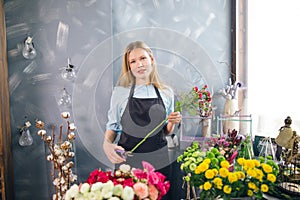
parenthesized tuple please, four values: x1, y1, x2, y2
(4, 0, 231, 199)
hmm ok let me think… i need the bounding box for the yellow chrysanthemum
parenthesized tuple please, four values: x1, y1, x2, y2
(228, 172, 238, 183)
(205, 169, 215, 179)
(267, 173, 276, 183)
(203, 181, 212, 191)
(237, 157, 245, 165)
(213, 177, 223, 189)
(223, 185, 232, 194)
(261, 184, 269, 192)
(254, 186, 259, 192)
(237, 171, 245, 180)
(212, 168, 218, 176)
(247, 189, 254, 197)
(219, 167, 229, 178)
(255, 169, 264, 181)
(244, 159, 255, 169)
(200, 162, 209, 171)
(203, 158, 211, 165)
(248, 182, 256, 190)
(220, 160, 230, 168)
(246, 168, 257, 177)
(253, 159, 261, 167)
(262, 163, 272, 173)
(195, 162, 209, 174)
(195, 166, 201, 174)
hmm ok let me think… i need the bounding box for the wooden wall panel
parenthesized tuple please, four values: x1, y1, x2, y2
(0, 0, 14, 199)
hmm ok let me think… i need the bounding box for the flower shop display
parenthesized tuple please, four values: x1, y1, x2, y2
(36, 112, 77, 200)
(65, 161, 170, 200)
(175, 85, 213, 137)
(177, 141, 279, 200)
(206, 129, 253, 165)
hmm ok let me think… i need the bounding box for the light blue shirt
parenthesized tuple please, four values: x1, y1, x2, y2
(106, 84, 174, 133)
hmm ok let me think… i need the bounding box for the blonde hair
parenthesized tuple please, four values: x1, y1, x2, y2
(117, 41, 168, 90)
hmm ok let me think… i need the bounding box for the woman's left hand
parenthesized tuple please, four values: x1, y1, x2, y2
(168, 111, 182, 125)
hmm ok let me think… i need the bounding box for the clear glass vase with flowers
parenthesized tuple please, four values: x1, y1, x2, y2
(176, 85, 214, 138)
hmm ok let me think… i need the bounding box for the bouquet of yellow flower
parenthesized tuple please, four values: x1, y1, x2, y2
(177, 141, 279, 200)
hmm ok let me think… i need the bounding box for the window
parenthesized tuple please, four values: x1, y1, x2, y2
(248, 0, 300, 137)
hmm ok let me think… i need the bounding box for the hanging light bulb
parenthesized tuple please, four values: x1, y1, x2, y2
(19, 119, 33, 146)
(57, 88, 72, 106)
(61, 58, 76, 81)
(22, 36, 37, 59)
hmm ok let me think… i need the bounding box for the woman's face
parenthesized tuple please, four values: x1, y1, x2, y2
(128, 48, 153, 84)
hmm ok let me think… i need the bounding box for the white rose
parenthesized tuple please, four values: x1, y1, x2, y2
(108, 197, 120, 200)
(102, 180, 114, 191)
(65, 184, 79, 199)
(101, 181, 114, 199)
(86, 191, 99, 200)
(113, 184, 123, 196)
(121, 186, 135, 200)
(91, 182, 103, 192)
(80, 183, 90, 194)
(119, 164, 131, 173)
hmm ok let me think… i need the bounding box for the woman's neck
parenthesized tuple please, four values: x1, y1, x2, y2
(135, 78, 150, 85)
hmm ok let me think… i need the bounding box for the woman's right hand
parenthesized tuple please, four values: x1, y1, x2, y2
(103, 139, 126, 164)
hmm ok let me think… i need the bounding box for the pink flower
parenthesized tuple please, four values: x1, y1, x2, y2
(132, 168, 147, 179)
(156, 181, 170, 199)
(147, 172, 160, 185)
(154, 172, 166, 183)
(148, 184, 159, 200)
(142, 161, 155, 172)
(229, 150, 239, 164)
(133, 182, 149, 199)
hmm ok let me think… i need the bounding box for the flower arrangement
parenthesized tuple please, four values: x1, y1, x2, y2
(206, 129, 244, 164)
(36, 112, 77, 200)
(177, 141, 279, 200)
(65, 161, 170, 200)
(219, 78, 242, 100)
(175, 85, 213, 117)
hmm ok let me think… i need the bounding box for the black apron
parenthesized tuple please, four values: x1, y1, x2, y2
(118, 84, 172, 200)
(118, 84, 170, 169)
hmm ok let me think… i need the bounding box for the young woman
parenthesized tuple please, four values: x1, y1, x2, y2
(103, 41, 181, 199)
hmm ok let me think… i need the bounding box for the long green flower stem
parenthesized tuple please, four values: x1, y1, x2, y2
(129, 117, 168, 154)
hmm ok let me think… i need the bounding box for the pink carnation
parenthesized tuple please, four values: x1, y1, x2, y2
(147, 172, 160, 185)
(132, 168, 147, 179)
(133, 182, 149, 199)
